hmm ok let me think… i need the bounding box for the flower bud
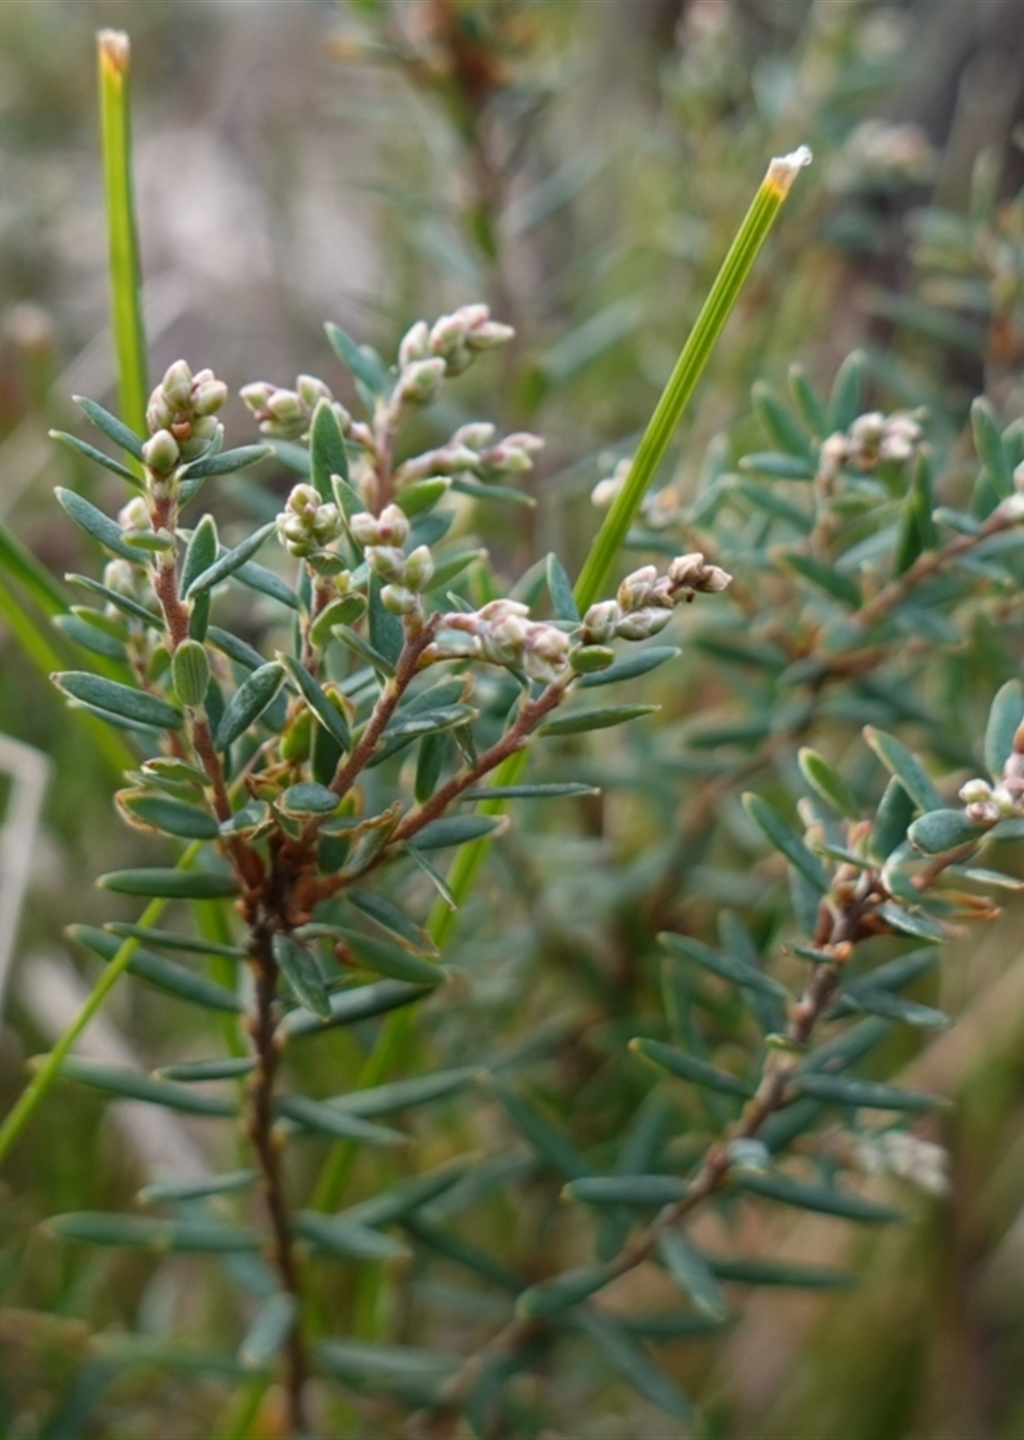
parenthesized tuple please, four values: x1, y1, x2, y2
(240, 381, 274, 411)
(146, 390, 175, 434)
(118, 496, 151, 531)
(266, 389, 304, 425)
(172, 638, 210, 708)
(428, 311, 469, 356)
(581, 600, 621, 644)
(570, 644, 616, 674)
(161, 359, 193, 411)
(466, 318, 515, 351)
(375, 503, 411, 547)
(958, 778, 993, 805)
(480, 614, 530, 667)
(402, 544, 435, 592)
(398, 321, 430, 369)
(477, 599, 529, 624)
(178, 417, 221, 461)
(366, 545, 407, 583)
(103, 559, 138, 596)
(617, 565, 659, 612)
(142, 428, 180, 475)
(191, 378, 228, 416)
(296, 374, 331, 409)
(348, 511, 381, 547)
(381, 584, 418, 615)
(666, 553, 708, 590)
(614, 607, 673, 641)
(453, 422, 496, 451)
(396, 357, 446, 409)
(523, 623, 571, 683)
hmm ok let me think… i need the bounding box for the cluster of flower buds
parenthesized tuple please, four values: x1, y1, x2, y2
(240, 374, 351, 442)
(394, 421, 543, 488)
(580, 554, 732, 646)
(397, 304, 515, 382)
(442, 600, 572, 684)
(590, 458, 683, 529)
(853, 1129, 949, 1198)
(275, 484, 344, 559)
(143, 360, 228, 478)
(348, 503, 433, 615)
(818, 410, 923, 485)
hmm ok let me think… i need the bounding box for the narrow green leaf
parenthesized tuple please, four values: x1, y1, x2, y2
(564, 1175, 689, 1207)
(273, 933, 331, 1019)
(734, 1170, 904, 1223)
(659, 931, 789, 1002)
(215, 663, 285, 750)
(181, 445, 270, 482)
(207, 625, 265, 672)
(66, 573, 162, 630)
(314, 1339, 456, 1405)
(333, 929, 445, 986)
(793, 1073, 943, 1111)
(842, 988, 949, 1028)
(540, 704, 658, 737)
(864, 727, 943, 813)
(894, 450, 937, 575)
(743, 792, 829, 892)
(788, 364, 828, 438)
(345, 889, 438, 956)
(546, 552, 580, 622)
(106, 922, 246, 960)
(706, 1254, 851, 1288)
(324, 322, 391, 396)
(972, 397, 1012, 495)
(278, 1094, 406, 1146)
(657, 1229, 728, 1320)
(154, 1059, 255, 1082)
(779, 551, 862, 608)
(52, 671, 182, 731)
(239, 1294, 296, 1372)
(279, 783, 339, 816)
(55, 488, 143, 562)
(338, 1156, 475, 1229)
(279, 653, 351, 752)
(908, 809, 985, 855)
(631, 1037, 753, 1098)
(99, 867, 239, 900)
(517, 1263, 616, 1318)
(47, 1054, 235, 1116)
(49, 1212, 256, 1251)
(119, 794, 219, 839)
(461, 782, 598, 801)
(985, 680, 1024, 780)
(411, 814, 505, 851)
(870, 776, 916, 861)
(234, 560, 301, 611)
(826, 350, 866, 433)
(876, 901, 947, 942)
(296, 1213, 409, 1261)
(309, 398, 349, 500)
(798, 747, 860, 820)
(402, 1216, 521, 1290)
(575, 1310, 694, 1422)
(181, 516, 218, 598)
(752, 382, 812, 458)
(330, 1066, 478, 1119)
(139, 1170, 257, 1204)
(738, 451, 814, 480)
(183, 523, 276, 599)
(75, 395, 143, 461)
(577, 645, 680, 688)
(50, 429, 141, 486)
(396, 477, 450, 518)
(368, 576, 404, 667)
(380, 704, 477, 745)
(331, 622, 395, 677)
(54, 613, 128, 661)
(284, 978, 428, 1037)
(69, 924, 239, 1013)
(493, 1082, 591, 1180)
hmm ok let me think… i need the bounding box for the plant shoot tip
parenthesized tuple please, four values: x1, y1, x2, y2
(766, 145, 813, 197)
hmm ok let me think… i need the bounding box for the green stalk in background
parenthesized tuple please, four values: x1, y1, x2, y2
(98, 30, 148, 436)
(312, 148, 813, 1212)
(0, 844, 202, 1171)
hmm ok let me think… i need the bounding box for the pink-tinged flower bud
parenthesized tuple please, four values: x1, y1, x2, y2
(142, 428, 180, 475)
(375, 504, 410, 547)
(617, 565, 659, 612)
(481, 614, 530, 667)
(240, 381, 274, 411)
(161, 360, 193, 410)
(453, 422, 496, 451)
(402, 544, 434, 592)
(397, 357, 446, 408)
(348, 512, 381, 547)
(366, 546, 407, 582)
(466, 319, 516, 352)
(477, 599, 530, 624)
(428, 311, 469, 355)
(398, 321, 430, 369)
(666, 553, 708, 589)
(614, 607, 673, 641)
(381, 583, 418, 615)
(581, 600, 621, 644)
(178, 417, 221, 460)
(523, 623, 571, 683)
(191, 378, 228, 417)
(266, 389, 304, 425)
(966, 800, 1001, 825)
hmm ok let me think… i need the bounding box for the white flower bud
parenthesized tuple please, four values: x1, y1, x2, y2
(178, 417, 221, 460)
(375, 504, 410, 547)
(480, 614, 530, 667)
(397, 357, 446, 409)
(146, 389, 175, 434)
(582, 600, 621, 644)
(103, 559, 137, 596)
(191, 379, 228, 417)
(614, 607, 673, 641)
(453, 422, 496, 451)
(398, 321, 430, 369)
(266, 389, 304, 425)
(366, 545, 407, 582)
(466, 319, 516, 352)
(296, 374, 331, 409)
(966, 800, 1001, 825)
(617, 565, 659, 612)
(160, 359, 193, 411)
(348, 512, 380, 547)
(523, 623, 571, 682)
(667, 552, 708, 589)
(477, 599, 529, 624)
(240, 381, 274, 412)
(958, 778, 993, 805)
(428, 311, 470, 356)
(402, 544, 435, 592)
(118, 496, 151, 531)
(142, 428, 180, 475)
(381, 584, 418, 615)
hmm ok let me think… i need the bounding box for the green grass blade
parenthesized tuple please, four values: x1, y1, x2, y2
(0, 841, 203, 1173)
(98, 30, 148, 438)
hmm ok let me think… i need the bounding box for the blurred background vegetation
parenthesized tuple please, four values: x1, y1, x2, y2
(5, 1, 1024, 1436)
